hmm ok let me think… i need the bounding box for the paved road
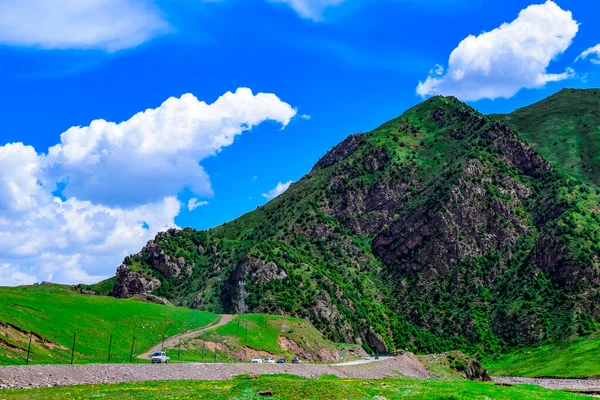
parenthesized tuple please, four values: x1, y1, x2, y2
(333, 356, 393, 366)
(137, 314, 233, 360)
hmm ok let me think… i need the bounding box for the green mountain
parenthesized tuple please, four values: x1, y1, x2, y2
(110, 90, 600, 358)
(492, 88, 600, 187)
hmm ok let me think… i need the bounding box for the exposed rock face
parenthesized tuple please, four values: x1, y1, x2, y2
(143, 241, 182, 279)
(112, 265, 161, 299)
(221, 256, 288, 313)
(277, 336, 339, 362)
(308, 291, 356, 344)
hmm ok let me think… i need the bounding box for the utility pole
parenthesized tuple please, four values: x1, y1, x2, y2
(25, 332, 32, 365)
(129, 336, 136, 363)
(70, 333, 76, 365)
(107, 333, 113, 363)
(244, 322, 248, 346)
(161, 335, 166, 351)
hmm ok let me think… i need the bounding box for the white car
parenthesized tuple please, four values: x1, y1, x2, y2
(263, 357, 275, 364)
(365, 356, 371, 361)
(251, 357, 263, 364)
(151, 351, 170, 364)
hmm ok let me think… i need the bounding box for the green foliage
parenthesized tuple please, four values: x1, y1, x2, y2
(0, 375, 588, 400)
(484, 331, 600, 378)
(0, 285, 216, 365)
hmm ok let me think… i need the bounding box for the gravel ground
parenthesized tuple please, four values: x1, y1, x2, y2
(494, 376, 600, 394)
(0, 354, 433, 390)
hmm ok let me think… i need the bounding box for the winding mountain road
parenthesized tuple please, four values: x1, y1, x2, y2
(137, 314, 233, 360)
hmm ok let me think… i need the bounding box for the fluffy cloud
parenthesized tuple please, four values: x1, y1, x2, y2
(267, 0, 345, 20)
(45, 88, 296, 207)
(0, 0, 168, 51)
(262, 181, 293, 200)
(0, 88, 296, 285)
(416, 1, 578, 101)
(577, 44, 600, 65)
(188, 198, 209, 211)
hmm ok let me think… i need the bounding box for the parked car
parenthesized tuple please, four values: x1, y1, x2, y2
(251, 357, 263, 364)
(365, 356, 371, 361)
(374, 356, 380, 360)
(263, 357, 275, 364)
(151, 352, 170, 364)
(291, 357, 302, 364)
(276, 358, 286, 364)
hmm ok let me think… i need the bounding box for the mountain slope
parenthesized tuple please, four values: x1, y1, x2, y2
(492, 88, 600, 187)
(111, 93, 600, 358)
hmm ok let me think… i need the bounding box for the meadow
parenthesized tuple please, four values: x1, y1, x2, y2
(0, 285, 216, 365)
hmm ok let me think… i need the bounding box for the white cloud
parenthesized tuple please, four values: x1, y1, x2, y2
(416, 1, 578, 101)
(267, 0, 345, 20)
(188, 198, 208, 211)
(45, 88, 296, 207)
(0, 0, 169, 51)
(262, 181, 293, 200)
(577, 44, 600, 65)
(0, 88, 297, 286)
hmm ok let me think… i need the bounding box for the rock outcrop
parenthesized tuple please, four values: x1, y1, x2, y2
(112, 265, 161, 299)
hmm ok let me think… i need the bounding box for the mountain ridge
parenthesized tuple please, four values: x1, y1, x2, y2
(109, 90, 600, 357)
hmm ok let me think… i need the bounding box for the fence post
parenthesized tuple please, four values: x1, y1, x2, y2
(178, 338, 182, 361)
(70, 333, 76, 365)
(129, 336, 136, 363)
(201, 341, 205, 361)
(107, 333, 113, 363)
(237, 317, 240, 337)
(25, 332, 32, 365)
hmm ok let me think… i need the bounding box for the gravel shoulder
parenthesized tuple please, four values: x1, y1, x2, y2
(0, 354, 432, 390)
(494, 376, 600, 394)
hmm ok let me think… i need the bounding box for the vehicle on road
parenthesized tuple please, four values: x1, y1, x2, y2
(276, 358, 286, 364)
(365, 356, 371, 361)
(251, 357, 263, 364)
(263, 357, 275, 364)
(374, 356, 380, 360)
(291, 357, 302, 364)
(151, 352, 170, 364)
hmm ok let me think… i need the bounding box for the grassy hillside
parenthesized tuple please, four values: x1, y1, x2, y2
(170, 314, 343, 362)
(492, 88, 600, 187)
(484, 331, 600, 378)
(0, 375, 587, 400)
(0, 284, 216, 365)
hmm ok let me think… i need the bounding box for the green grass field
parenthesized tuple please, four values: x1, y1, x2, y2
(172, 314, 340, 362)
(0, 284, 217, 365)
(484, 333, 600, 378)
(0, 375, 587, 399)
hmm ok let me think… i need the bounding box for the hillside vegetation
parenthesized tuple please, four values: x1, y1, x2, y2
(170, 314, 351, 363)
(0, 375, 587, 400)
(492, 88, 600, 186)
(110, 90, 600, 361)
(484, 332, 600, 378)
(0, 285, 216, 365)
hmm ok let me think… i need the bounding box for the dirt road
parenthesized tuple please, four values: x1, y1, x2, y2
(0, 354, 433, 389)
(137, 314, 233, 360)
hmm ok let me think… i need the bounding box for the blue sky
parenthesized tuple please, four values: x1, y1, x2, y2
(1, 0, 599, 285)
